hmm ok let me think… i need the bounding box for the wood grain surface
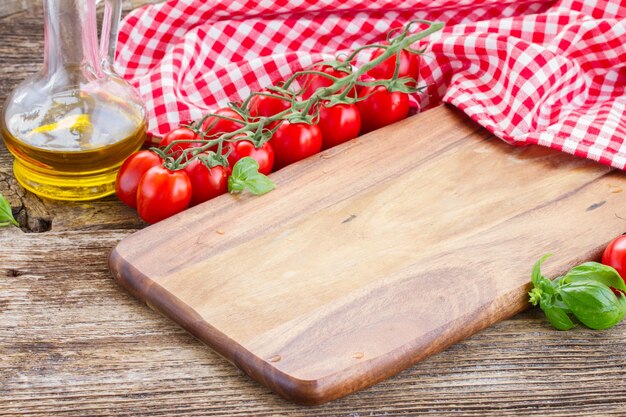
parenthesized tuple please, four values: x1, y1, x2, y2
(1, 5, 626, 417)
(110, 104, 626, 404)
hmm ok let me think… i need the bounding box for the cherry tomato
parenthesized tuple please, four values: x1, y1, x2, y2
(136, 166, 192, 224)
(367, 44, 420, 84)
(601, 235, 626, 295)
(201, 107, 244, 138)
(160, 127, 201, 156)
(226, 140, 274, 175)
(248, 90, 291, 119)
(356, 85, 410, 133)
(317, 102, 361, 150)
(301, 65, 351, 99)
(270, 121, 323, 170)
(183, 157, 230, 206)
(115, 150, 162, 208)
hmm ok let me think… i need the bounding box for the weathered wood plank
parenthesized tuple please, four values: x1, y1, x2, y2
(0, 4, 625, 416)
(0, 0, 31, 18)
(1, 229, 625, 416)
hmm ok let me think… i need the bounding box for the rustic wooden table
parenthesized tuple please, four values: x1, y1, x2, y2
(1, 4, 625, 417)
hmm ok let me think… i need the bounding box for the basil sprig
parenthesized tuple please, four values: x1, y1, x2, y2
(529, 255, 626, 330)
(0, 193, 18, 227)
(228, 157, 275, 196)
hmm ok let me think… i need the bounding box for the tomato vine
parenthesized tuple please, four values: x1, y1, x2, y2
(151, 20, 444, 171)
(117, 20, 444, 223)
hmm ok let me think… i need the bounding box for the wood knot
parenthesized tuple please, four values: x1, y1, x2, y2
(586, 201, 606, 212)
(342, 214, 357, 224)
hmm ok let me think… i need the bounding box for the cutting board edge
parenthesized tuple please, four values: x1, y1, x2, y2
(108, 245, 532, 405)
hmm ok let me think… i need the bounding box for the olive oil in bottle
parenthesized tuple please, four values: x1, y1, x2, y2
(1, 0, 147, 201)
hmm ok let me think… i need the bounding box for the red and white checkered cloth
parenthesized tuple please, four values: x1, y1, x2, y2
(116, 0, 626, 169)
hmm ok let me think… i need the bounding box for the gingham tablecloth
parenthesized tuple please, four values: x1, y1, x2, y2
(116, 0, 626, 169)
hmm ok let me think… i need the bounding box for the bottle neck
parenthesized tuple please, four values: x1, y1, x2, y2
(43, 0, 102, 78)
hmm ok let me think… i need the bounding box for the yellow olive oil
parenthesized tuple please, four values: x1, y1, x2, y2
(1, 90, 146, 201)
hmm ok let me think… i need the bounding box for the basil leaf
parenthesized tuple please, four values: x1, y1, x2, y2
(243, 175, 275, 196)
(618, 293, 626, 315)
(531, 254, 552, 286)
(559, 281, 626, 330)
(541, 303, 575, 331)
(228, 176, 245, 193)
(0, 194, 18, 227)
(562, 262, 626, 292)
(230, 156, 259, 180)
(552, 295, 571, 312)
(228, 157, 275, 196)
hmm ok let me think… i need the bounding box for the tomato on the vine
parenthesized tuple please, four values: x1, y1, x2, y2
(301, 65, 351, 99)
(270, 121, 322, 169)
(367, 44, 420, 84)
(183, 157, 230, 206)
(201, 107, 244, 138)
(160, 127, 201, 156)
(136, 166, 192, 224)
(248, 90, 292, 119)
(356, 85, 410, 133)
(317, 102, 361, 149)
(602, 235, 626, 295)
(226, 140, 274, 175)
(115, 150, 163, 208)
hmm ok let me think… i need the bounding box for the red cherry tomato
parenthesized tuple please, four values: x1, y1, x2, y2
(301, 65, 351, 99)
(226, 140, 274, 175)
(115, 150, 163, 208)
(270, 121, 323, 170)
(356, 85, 410, 133)
(182, 157, 230, 206)
(201, 107, 244, 138)
(367, 44, 420, 84)
(248, 90, 291, 118)
(601, 235, 626, 295)
(160, 127, 201, 156)
(317, 102, 361, 150)
(136, 166, 192, 224)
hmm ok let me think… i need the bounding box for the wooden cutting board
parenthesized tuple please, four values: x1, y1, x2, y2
(109, 105, 626, 405)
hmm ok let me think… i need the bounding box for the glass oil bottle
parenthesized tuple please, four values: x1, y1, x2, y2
(1, 0, 146, 200)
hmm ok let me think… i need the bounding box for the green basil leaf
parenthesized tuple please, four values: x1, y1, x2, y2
(228, 176, 245, 193)
(618, 292, 626, 313)
(0, 194, 18, 227)
(530, 254, 556, 296)
(243, 175, 275, 196)
(563, 262, 626, 292)
(552, 295, 571, 312)
(230, 156, 259, 181)
(531, 254, 552, 286)
(541, 304, 575, 331)
(228, 157, 275, 196)
(559, 281, 626, 330)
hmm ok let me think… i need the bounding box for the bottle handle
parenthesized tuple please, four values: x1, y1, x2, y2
(99, 0, 122, 72)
